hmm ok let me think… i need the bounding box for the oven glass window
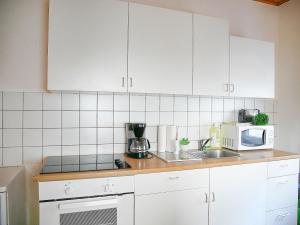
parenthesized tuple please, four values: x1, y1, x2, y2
(60, 208, 117, 225)
(241, 129, 265, 147)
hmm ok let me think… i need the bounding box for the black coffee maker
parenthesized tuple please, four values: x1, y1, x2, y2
(126, 123, 151, 159)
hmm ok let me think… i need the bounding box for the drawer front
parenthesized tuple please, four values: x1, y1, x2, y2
(267, 206, 297, 225)
(267, 174, 298, 211)
(268, 159, 299, 178)
(39, 176, 134, 201)
(135, 169, 209, 195)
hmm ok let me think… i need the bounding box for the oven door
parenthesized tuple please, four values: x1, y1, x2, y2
(40, 194, 133, 225)
(0, 192, 7, 225)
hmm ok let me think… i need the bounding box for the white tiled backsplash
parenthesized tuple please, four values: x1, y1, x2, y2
(0, 92, 277, 167)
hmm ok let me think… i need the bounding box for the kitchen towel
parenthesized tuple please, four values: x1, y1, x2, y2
(157, 125, 167, 152)
(166, 125, 177, 152)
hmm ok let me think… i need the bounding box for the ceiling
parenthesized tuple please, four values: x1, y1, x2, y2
(255, 0, 289, 6)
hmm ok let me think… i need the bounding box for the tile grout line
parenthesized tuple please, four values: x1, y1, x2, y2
(21, 92, 24, 165)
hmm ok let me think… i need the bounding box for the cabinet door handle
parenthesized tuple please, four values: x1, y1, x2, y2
(211, 192, 215, 202)
(205, 193, 209, 203)
(224, 84, 229, 92)
(229, 84, 234, 92)
(168, 176, 180, 180)
(122, 77, 125, 87)
(130, 77, 133, 88)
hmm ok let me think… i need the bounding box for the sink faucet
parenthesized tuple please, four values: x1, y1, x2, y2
(199, 138, 211, 151)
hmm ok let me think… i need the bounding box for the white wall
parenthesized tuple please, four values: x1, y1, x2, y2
(277, 0, 300, 152)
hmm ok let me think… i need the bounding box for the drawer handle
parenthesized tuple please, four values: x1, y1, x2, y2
(275, 212, 290, 221)
(276, 180, 289, 186)
(279, 164, 289, 168)
(168, 176, 180, 180)
(211, 192, 216, 202)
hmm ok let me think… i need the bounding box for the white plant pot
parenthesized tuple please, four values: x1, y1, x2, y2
(180, 144, 190, 151)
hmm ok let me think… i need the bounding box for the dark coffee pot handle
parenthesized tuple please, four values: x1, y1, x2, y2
(147, 139, 151, 149)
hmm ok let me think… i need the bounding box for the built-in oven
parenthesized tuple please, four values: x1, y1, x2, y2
(0, 192, 7, 225)
(39, 176, 134, 225)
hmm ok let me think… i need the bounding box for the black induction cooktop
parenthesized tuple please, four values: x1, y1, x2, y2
(41, 154, 131, 174)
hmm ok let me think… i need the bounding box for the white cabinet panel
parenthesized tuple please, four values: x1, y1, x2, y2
(268, 159, 299, 178)
(230, 36, 275, 98)
(48, 0, 128, 92)
(267, 174, 298, 211)
(128, 3, 193, 95)
(267, 206, 297, 225)
(209, 162, 267, 225)
(193, 15, 229, 96)
(135, 188, 209, 225)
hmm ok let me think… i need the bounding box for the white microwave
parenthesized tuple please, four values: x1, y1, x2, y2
(222, 124, 274, 151)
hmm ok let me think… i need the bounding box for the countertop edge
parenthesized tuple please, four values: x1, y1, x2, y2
(32, 151, 300, 182)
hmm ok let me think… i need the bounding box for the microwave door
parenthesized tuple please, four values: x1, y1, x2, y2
(241, 129, 266, 147)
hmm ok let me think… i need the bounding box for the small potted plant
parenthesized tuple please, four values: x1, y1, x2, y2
(252, 113, 269, 125)
(180, 138, 190, 151)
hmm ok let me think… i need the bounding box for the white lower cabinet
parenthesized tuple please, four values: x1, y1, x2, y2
(209, 162, 268, 225)
(135, 188, 209, 225)
(267, 206, 297, 225)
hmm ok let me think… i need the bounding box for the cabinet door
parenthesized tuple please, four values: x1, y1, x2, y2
(48, 0, 128, 92)
(230, 36, 275, 98)
(135, 188, 209, 225)
(193, 15, 229, 96)
(128, 3, 193, 95)
(209, 163, 267, 225)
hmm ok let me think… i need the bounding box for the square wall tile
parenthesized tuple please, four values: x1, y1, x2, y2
(43, 111, 61, 128)
(200, 97, 211, 111)
(43, 93, 61, 110)
(43, 146, 61, 157)
(212, 98, 223, 112)
(98, 128, 113, 144)
(62, 128, 79, 145)
(212, 112, 223, 124)
(265, 100, 274, 113)
(114, 128, 125, 144)
(130, 112, 145, 123)
(80, 111, 97, 127)
(62, 93, 79, 110)
(224, 112, 235, 123)
(23, 111, 42, 128)
(114, 94, 129, 111)
(245, 99, 255, 109)
(24, 147, 42, 164)
(3, 129, 22, 147)
(80, 128, 96, 145)
(174, 97, 187, 111)
(98, 144, 114, 154)
(43, 129, 61, 146)
(130, 95, 145, 111)
(114, 112, 129, 127)
(80, 93, 97, 110)
(146, 96, 159, 111)
(114, 144, 126, 154)
(174, 112, 187, 126)
(160, 96, 173, 111)
(62, 145, 79, 156)
(23, 129, 42, 147)
(98, 94, 113, 111)
(0, 92, 2, 110)
(3, 147, 22, 166)
(0, 130, 2, 146)
(62, 111, 79, 128)
(146, 126, 157, 143)
(188, 127, 200, 141)
(80, 145, 96, 155)
(188, 112, 199, 126)
(0, 112, 2, 128)
(3, 111, 22, 128)
(188, 97, 199, 112)
(146, 112, 159, 126)
(98, 111, 113, 127)
(224, 98, 234, 112)
(177, 127, 188, 139)
(200, 126, 210, 139)
(149, 143, 157, 152)
(160, 112, 173, 125)
(255, 99, 265, 112)
(24, 93, 43, 110)
(234, 98, 245, 111)
(200, 112, 211, 126)
(3, 92, 23, 110)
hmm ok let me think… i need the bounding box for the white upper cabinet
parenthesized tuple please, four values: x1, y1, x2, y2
(48, 0, 128, 92)
(193, 15, 229, 96)
(230, 36, 275, 98)
(128, 3, 193, 95)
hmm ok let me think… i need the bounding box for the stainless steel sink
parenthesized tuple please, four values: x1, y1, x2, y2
(155, 149, 240, 162)
(201, 149, 240, 158)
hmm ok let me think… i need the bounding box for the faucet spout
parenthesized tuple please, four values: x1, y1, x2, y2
(199, 138, 211, 151)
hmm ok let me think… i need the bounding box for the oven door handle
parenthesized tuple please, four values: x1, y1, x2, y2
(59, 197, 118, 214)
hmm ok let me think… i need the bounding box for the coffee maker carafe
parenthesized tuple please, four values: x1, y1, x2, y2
(126, 123, 151, 159)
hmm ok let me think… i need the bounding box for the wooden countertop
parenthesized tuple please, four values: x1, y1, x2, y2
(33, 149, 300, 182)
